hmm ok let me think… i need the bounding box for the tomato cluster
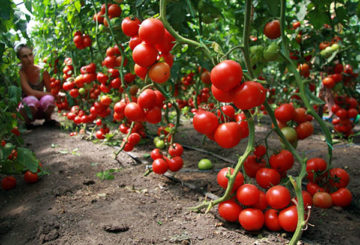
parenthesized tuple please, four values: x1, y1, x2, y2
(150, 142, 184, 174)
(93, 3, 122, 26)
(73, 31, 92, 50)
(216, 166, 300, 232)
(331, 95, 359, 136)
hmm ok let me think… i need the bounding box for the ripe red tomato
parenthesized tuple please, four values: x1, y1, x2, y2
(264, 20, 281, 39)
(107, 4, 122, 18)
(269, 149, 294, 173)
(266, 185, 291, 210)
(306, 158, 327, 182)
(244, 155, 266, 178)
(264, 209, 281, 231)
(313, 191, 332, 209)
(138, 89, 156, 110)
(322, 76, 335, 89)
(294, 107, 308, 124)
(24, 171, 39, 184)
(211, 84, 233, 102)
(193, 110, 219, 136)
(128, 133, 141, 145)
(235, 113, 249, 138)
(217, 167, 244, 192)
(236, 184, 260, 206)
(145, 107, 162, 124)
(200, 70, 211, 84)
(279, 206, 298, 232)
(210, 60, 243, 92)
(300, 190, 313, 209)
(331, 188, 352, 207)
(306, 182, 324, 196)
(155, 29, 175, 53)
(239, 208, 264, 231)
(121, 17, 141, 37)
(168, 143, 184, 157)
(218, 200, 242, 222)
(1, 176, 16, 190)
(151, 148, 163, 160)
(129, 36, 142, 50)
(329, 168, 350, 188)
(232, 81, 266, 110)
(296, 121, 314, 140)
(149, 62, 171, 84)
(251, 190, 268, 210)
(167, 156, 183, 172)
(214, 122, 244, 148)
(124, 102, 145, 122)
(256, 168, 281, 189)
(254, 145, 266, 158)
(275, 103, 295, 123)
(132, 42, 158, 67)
(152, 158, 168, 174)
(138, 18, 165, 45)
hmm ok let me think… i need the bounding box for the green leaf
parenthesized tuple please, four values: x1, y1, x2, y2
(74, 0, 81, 12)
(24, 0, 32, 13)
(17, 147, 39, 173)
(264, 0, 280, 17)
(308, 9, 329, 29)
(305, 86, 325, 105)
(0, 0, 12, 20)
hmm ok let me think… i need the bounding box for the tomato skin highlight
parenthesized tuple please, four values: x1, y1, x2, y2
(152, 158, 168, 174)
(266, 185, 291, 210)
(214, 122, 243, 149)
(236, 184, 260, 206)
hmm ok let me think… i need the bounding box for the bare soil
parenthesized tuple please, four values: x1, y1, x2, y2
(1, 118, 360, 245)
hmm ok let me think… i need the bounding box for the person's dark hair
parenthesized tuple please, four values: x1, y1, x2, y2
(15, 43, 32, 58)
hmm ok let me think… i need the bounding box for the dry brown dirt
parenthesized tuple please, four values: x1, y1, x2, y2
(1, 118, 360, 245)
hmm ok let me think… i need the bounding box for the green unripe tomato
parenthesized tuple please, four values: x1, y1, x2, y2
(198, 159, 213, 170)
(153, 136, 161, 144)
(330, 43, 340, 52)
(155, 140, 165, 149)
(280, 126, 298, 149)
(263, 42, 279, 61)
(250, 45, 264, 65)
(78, 88, 86, 95)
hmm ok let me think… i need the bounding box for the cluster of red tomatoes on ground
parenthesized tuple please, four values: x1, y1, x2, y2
(217, 142, 352, 232)
(150, 142, 184, 174)
(331, 95, 359, 136)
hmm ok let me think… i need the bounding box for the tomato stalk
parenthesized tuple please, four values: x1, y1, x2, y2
(90, 0, 104, 55)
(242, 0, 254, 78)
(159, 0, 215, 66)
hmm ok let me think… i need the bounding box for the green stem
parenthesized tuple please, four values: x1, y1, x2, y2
(242, 0, 254, 78)
(90, 0, 104, 55)
(114, 121, 135, 158)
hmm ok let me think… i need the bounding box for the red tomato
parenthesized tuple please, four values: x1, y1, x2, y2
(296, 121, 314, 140)
(306, 158, 327, 182)
(124, 102, 145, 122)
(254, 145, 266, 158)
(210, 60, 243, 92)
(24, 171, 39, 184)
(152, 158, 168, 174)
(236, 184, 260, 206)
(138, 18, 165, 45)
(232, 81, 266, 110)
(264, 209, 281, 231)
(107, 4, 122, 18)
(239, 208, 264, 231)
(313, 192, 332, 209)
(149, 62, 171, 84)
(155, 29, 176, 53)
(244, 155, 266, 178)
(145, 107, 162, 124)
(128, 133, 141, 145)
(264, 20, 281, 39)
(300, 190, 313, 209)
(279, 206, 298, 232)
(266, 185, 291, 210)
(251, 190, 268, 210)
(138, 89, 156, 110)
(218, 200, 242, 222)
(151, 148, 163, 160)
(322, 76, 335, 89)
(1, 176, 16, 190)
(256, 168, 281, 189)
(193, 110, 219, 136)
(214, 122, 243, 148)
(235, 113, 249, 138)
(329, 168, 350, 188)
(168, 143, 184, 157)
(331, 188, 352, 207)
(217, 167, 244, 192)
(269, 149, 294, 173)
(306, 182, 324, 196)
(121, 17, 141, 37)
(129, 36, 142, 50)
(211, 84, 233, 102)
(275, 103, 295, 123)
(167, 156, 183, 172)
(132, 42, 158, 67)
(294, 107, 308, 124)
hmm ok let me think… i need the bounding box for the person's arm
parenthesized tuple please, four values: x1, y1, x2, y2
(20, 71, 49, 99)
(43, 70, 51, 93)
